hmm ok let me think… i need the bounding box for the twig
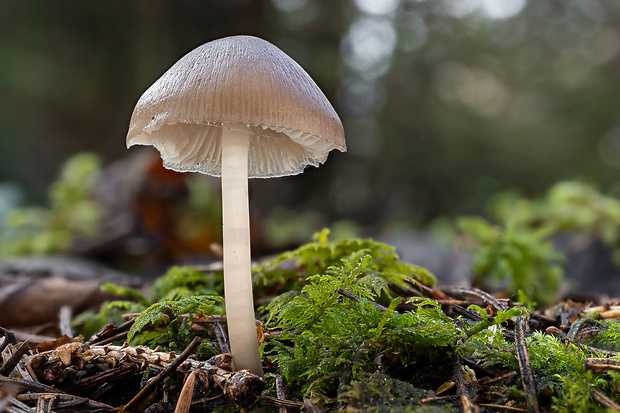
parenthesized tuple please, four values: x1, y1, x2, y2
(121, 336, 202, 412)
(214, 321, 231, 354)
(452, 305, 484, 322)
(514, 316, 539, 413)
(420, 394, 458, 404)
(19, 354, 38, 383)
(388, 281, 424, 297)
(403, 279, 452, 299)
(0, 377, 64, 394)
(584, 358, 620, 373)
(337, 288, 388, 312)
(16, 393, 113, 410)
(477, 403, 527, 412)
(35, 394, 56, 413)
(275, 370, 288, 413)
(480, 370, 518, 385)
(87, 317, 136, 345)
(259, 395, 304, 409)
(486, 343, 517, 356)
(30, 342, 265, 408)
(92, 330, 130, 346)
(1, 341, 31, 376)
(546, 326, 618, 357)
(442, 287, 508, 311)
(591, 389, 620, 411)
(7, 396, 34, 413)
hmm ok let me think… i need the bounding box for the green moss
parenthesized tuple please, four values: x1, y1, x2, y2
(338, 371, 429, 412)
(465, 329, 620, 412)
(70, 223, 620, 411)
(264, 256, 450, 403)
(73, 265, 225, 355)
(581, 319, 620, 352)
(254, 228, 436, 296)
(127, 295, 224, 356)
(151, 265, 222, 301)
(263, 253, 526, 409)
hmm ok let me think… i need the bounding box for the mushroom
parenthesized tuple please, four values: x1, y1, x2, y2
(126, 35, 346, 376)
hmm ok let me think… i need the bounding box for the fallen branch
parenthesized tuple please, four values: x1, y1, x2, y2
(514, 316, 539, 413)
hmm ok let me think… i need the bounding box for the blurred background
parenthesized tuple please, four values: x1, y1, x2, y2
(1, 0, 620, 260)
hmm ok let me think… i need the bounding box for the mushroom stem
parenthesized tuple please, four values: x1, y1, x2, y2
(220, 126, 264, 377)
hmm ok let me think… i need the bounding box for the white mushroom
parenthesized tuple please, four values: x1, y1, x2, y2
(126, 35, 346, 376)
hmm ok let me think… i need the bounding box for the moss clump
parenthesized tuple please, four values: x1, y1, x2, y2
(263, 253, 526, 410)
(73, 265, 224, 357)
(254, 228, 436, 295)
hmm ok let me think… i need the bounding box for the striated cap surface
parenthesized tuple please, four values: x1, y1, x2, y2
(126, 35, 345, 178)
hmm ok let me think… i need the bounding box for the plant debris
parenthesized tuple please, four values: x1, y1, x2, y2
(2, 332, 265, 412)
(5, 160, 620, 411)
(3, 255, 620, 412)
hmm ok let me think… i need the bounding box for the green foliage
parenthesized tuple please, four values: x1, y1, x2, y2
(72, 300, 145, 340)
(266, 255, 386, 332)
(491, 181, 620, 266)
(264, 255, 459, 404)
(258, 228, 620, 411)
(0, 153, 102, 256)
(456, 181, 620, 307)
(464, 324, 519, 372)
(264, 253, 536, 409)
(457, 216, 564, 306)
(151, 265, 222, 301)
(128, 296, 212, 341)
(338, 371, 429, 412)
(580, 319, 620, 352)
(101, 283, 150, 306)
(528, 332, 620, 411)
(255, 228, 436, 295)
(127, 295, 224, 356)
(465, 328, 620, 412)
(462, 305, 528, 338)
(73, 266, 225, 354)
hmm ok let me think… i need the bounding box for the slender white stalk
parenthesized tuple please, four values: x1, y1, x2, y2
(220, 126, 264, 377)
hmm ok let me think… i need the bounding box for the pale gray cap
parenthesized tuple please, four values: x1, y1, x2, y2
(126, 35, 346, 178)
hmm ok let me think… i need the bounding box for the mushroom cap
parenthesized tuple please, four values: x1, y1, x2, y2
(126, 35, 346, 178)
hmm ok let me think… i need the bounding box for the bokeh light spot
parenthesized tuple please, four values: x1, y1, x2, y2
(341, 16, 397, 78)
(481, 0, 526, 20)
(354, 0, 400, 15)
